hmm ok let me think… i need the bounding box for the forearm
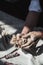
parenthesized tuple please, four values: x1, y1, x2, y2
(35, 31, 43, 38)
(40, 32, 43, 38)
(21, 11, 40, 34)
(25, 11, 39, 29)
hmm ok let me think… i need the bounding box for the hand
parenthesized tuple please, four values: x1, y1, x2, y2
(21, 31, 42, 49)
(10, 33, 24, 47)
(15, 33, 27, 47)
(10, 34, 16, 44)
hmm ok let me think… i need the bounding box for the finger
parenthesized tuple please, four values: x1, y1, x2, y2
(10, 35, 16, 44)
(22, 42, 35, 49)
(22, 45, 30, 50)
(16, 38, 27, 48)
(22, 33, 31, 39)
(18, 39, 22, 45)
(16, 33, 21, 41)
(23, 31, 37, 39)
(21, 38, 32, 48)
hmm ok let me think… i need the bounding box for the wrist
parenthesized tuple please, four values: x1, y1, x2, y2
(37, 31, 43, 38)
(21, 26, 31, 35)
(40, 32, 43, 38)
